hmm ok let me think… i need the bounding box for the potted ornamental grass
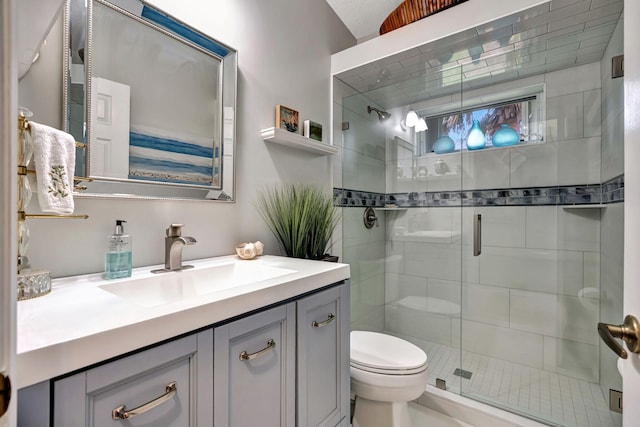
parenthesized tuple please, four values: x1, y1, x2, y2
(256, 184, 340, 261)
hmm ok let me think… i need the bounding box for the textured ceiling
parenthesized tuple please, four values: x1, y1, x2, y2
(333, 0, 623, 110)
(325, 0, 400, 41)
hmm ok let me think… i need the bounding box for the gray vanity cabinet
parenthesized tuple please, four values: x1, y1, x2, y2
(23, 281, 349, 427)
(296, 283, 350, 426)
(52, 331, 214, 426)
(213, 302, 296, 426)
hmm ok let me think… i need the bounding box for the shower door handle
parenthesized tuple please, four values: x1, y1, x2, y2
(473, 214, 481, 256)
(598, 315, 640, 359)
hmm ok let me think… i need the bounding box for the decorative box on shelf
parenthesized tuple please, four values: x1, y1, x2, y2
(261, 127, 338, 155)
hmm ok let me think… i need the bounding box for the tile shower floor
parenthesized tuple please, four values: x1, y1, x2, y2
(393, 335, 622, 427)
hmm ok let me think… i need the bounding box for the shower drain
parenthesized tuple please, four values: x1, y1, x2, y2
(453, 368, 473, 380)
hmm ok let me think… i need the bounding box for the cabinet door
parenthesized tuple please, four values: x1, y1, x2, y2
(18, 381, 49, 427)
(214, 303, 296, 427)
(53, 330, 213, 427)
(297, 282, 350, 427)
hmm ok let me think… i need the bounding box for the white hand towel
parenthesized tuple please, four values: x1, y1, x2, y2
(30, 121, 76, 214)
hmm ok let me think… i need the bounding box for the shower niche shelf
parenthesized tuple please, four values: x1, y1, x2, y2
(562, 204, 607, 210)
(261, 127, 338, 155)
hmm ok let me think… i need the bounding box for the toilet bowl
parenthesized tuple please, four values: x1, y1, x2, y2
(350, 331, 428, 427)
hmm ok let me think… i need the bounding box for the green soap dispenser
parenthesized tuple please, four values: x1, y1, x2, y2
(105, 219, 132, 279)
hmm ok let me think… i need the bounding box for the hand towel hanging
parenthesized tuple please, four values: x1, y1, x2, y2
(29, 121, 76, 214)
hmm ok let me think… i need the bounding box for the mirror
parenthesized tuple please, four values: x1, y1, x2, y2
(63, 0, 237, 200)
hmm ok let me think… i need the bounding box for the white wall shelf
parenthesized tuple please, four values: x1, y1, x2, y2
(261, 127, 338, 155)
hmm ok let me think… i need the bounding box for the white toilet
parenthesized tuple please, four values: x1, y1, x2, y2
(350, 331, 428, 427)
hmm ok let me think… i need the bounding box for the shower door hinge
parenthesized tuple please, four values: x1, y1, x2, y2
(612, 55, 624, 79)
(609, 389, 622, 413)
(342, 122, 350, 130)
(435, 378, 446, 390)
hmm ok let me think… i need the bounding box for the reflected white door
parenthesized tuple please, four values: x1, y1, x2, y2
(623, 0, 640, 424)
(89, 77, 130, 178)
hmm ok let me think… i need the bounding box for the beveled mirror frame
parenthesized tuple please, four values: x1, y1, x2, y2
(63, 0, 237, 201)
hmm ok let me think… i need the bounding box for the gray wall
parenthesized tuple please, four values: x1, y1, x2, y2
(18, 0, 355, 278)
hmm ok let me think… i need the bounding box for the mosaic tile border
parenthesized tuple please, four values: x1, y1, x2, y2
(333, 188, 386, 208)
(334, 175, 624, 208)
(602, 174, 624, 204)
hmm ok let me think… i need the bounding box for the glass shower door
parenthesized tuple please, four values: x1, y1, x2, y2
(457, 40, 623, 426)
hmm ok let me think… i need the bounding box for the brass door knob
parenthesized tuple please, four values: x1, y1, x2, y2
(598, 315, 640, 359)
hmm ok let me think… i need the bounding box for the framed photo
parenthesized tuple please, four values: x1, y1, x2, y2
(303, 120, 323, 142)
(275, 105, 299, 133)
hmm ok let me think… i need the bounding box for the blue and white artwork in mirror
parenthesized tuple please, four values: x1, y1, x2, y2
(64, 0, 237, 200)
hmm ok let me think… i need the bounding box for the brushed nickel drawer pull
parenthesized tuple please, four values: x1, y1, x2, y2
(112, 381, 177, 420)
(312, 313, 335, 328)
(240, 338, 276, 361)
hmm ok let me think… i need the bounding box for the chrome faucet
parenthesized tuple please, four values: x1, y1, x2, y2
(152, 224, 197, 273)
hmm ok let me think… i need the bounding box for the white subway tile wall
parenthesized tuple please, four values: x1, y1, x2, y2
(342, 207, 387, 332)
(599, 203, 624, 400)
(546, 92, 585, 142)
(341, 95, 386, 195)
(379, 206, 603, 376)
(462, 320, 545, 369)
(557, 137, 601, 185)
(461, 206, 526, 247)
(542, 336, 599, 382)
(584, 89, 603, 138)
(462, 283, 510, 328)
(462, 149, 511, 191)
(583, 251, 600, 290)
(510, 142, 559, 188)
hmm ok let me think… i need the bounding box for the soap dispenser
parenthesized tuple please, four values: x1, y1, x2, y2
(105, 219, 132, 279)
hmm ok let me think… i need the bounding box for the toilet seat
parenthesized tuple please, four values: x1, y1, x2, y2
(351, 360, 426, 375)
(351, 331, 427, 375)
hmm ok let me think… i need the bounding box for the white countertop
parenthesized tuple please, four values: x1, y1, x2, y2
(17, 255, 350, 389)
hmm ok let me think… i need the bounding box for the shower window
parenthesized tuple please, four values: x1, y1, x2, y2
(416, 93, 544, 155)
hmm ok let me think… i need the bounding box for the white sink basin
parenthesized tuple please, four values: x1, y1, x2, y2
(99, 261, 296, 307)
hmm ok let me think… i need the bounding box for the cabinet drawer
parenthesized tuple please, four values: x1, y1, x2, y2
(53, 331, 213, 427)
(214, 303, 296, 427)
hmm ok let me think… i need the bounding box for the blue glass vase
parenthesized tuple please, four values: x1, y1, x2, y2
(432, 135, 455, 154)
(491, 123, 519, 147)
(466, 120, 485, 150)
